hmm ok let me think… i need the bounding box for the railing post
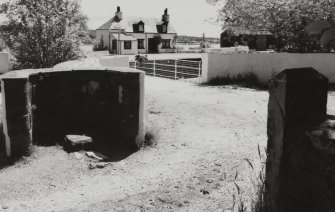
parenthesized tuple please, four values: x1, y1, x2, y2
(174, 60, 177, 80)
(153, 60, 156, 76)
(198, 61, 201, 84)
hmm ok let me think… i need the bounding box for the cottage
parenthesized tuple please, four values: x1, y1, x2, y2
(220, 28, 274, 51)
(96, 7, 177, 55)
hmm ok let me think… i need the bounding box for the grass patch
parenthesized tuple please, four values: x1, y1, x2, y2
(229, 144, 267, 212)
(207, 72, 267, 90)
(143, 128, 159, 148)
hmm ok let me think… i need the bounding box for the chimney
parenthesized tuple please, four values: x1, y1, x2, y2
(115, 6, 122, 21)
(162, 8, 169, 23)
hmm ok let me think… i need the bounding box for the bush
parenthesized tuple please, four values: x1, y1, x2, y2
(0, 39, 5, 52)
(92, 36, 107, 51)
(81, 36, 94, 45)
(153, 35, 162, 46)
(208, 72, 266, 90)
(135, 54, 148, 63)
(142, 127, 159, 148)
(200, 41, 210, 48)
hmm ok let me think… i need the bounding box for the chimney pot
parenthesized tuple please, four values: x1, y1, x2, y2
(115, 6, 122, 21)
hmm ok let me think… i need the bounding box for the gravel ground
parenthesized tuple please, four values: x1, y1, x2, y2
(0, 76, 334, 212)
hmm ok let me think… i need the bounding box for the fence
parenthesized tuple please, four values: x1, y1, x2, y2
(129, 59, 202, 82)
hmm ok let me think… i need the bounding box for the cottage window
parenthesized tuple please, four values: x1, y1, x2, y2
(162, 24, 167, 33)
(138, 39, 145, 49)
(162, 39, 171, 48)
(124, 41, 132, 49)
(138, 24, 144, 32)
(112, 40, 117, 50)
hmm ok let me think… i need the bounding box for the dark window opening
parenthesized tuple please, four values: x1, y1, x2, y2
(124, 41, 132, 49)
(162, 24, 167, 33)
(156, 24, 168, 33)
(112, 40, 117, 50)
(133, 21, 145, 33)
(162, 39, 171, 48)
(138, 39, 145, 49)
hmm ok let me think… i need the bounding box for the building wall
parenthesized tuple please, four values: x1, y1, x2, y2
(131, 33, 147, 54)
(203, 53, 335, 85)
(0, 53, 9, 73)
(120, 40, 138, 55)
(144, 33, 177, 53)
(99, 29, 177, 54)
(96, 30, 110, 49)
(159, 33, 177, 53)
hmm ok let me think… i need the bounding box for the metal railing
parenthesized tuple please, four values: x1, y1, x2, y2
(129, 59, 202, 83)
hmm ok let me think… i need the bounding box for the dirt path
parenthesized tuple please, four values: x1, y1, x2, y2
(0, 77, 334, 212)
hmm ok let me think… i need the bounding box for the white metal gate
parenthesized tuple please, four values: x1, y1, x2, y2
(129, 59, 202, 83)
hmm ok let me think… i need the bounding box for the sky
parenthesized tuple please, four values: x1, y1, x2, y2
(80, 0, 223, 37)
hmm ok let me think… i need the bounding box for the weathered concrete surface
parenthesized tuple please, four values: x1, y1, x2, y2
(265, 68, 329, 212)
(0, 52, 9, 73)
(0, 68, 145, 158)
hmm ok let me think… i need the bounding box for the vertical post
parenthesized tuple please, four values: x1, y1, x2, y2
(265, 68, 329, 212)
(108, 33, 110, 54)
(174, 60, 177, 80)
(198, 61, 201, 84)
(134, 61, 137, 69)
(153, 60, 156, 76)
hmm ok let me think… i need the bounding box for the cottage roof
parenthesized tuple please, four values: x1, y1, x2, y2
(97, 16, 176, 34)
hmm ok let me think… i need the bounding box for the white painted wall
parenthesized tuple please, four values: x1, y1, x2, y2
(99, 56, 129, 67)
(0, 53, 9, 73)
(96, 30, 110, 49)
(120, 40, 138, 55)
(158, 33, 177, 53)
(203, 53, 335, 85)
(131, 33, 147, 54)
(204, 46, 249, 54)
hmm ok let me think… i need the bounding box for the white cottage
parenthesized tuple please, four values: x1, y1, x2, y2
(96, 7, 177, 55)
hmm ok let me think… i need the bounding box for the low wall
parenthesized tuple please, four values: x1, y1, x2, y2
(54, 56, 129, 70)
(99, 56, 129, 67)
(0, 52, 9, 73)
(0, 68, 145, 157)
(203, 53, 335, 85)
(204, 46, 249, 54)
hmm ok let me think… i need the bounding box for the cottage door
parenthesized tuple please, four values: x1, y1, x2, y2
(148, 38, 157, 53)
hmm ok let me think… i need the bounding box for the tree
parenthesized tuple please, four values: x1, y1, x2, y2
(0, 0, 88, 69)
(305, 20, 335, 51)
(208, 0, 335, 52)
(152, 35, 162, 53)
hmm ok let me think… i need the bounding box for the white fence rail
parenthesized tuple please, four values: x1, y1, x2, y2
(129, 59, 202, 83)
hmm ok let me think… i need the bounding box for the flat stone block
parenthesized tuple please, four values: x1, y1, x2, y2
(64, 135, 93, 152)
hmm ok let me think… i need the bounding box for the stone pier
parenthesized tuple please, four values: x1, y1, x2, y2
(265, 67, 332, 212)
(0, 68, 145, 158)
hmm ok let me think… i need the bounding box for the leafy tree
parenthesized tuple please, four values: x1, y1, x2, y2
(0, 0, 88, 69)
(305, 20, 335, 51)
(153, 35, 162, 53)
(208, 0, 335, 52)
